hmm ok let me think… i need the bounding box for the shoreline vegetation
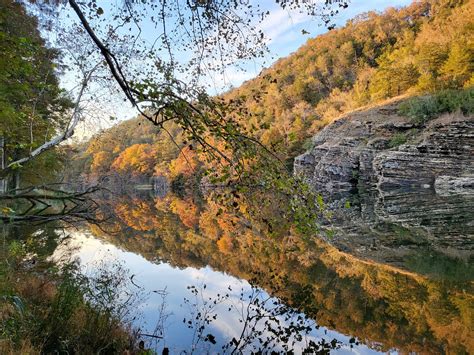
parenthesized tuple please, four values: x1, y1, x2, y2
(0, 226, 147, 354)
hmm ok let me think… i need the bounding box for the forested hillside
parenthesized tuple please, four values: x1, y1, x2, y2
(226, 0, 473, 161)
(74, 0, 473, 182)
(68, 119, 194, 185)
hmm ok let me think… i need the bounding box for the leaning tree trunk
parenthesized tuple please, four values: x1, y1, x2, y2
(0, 137, 7, 194)
(14, 170, 20, 192)
(4, 67, 96, 173)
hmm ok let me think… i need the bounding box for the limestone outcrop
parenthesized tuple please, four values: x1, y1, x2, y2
(294, 99, 474, 258)
(295, 100, 474, 195)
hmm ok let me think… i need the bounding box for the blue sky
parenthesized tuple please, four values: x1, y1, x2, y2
(214, 0, 414, 92)
(267, 0, 413, 58)
(66, 0, 414, 136)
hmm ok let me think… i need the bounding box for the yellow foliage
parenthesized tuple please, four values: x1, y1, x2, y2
(216, 234, 234, 254)
(169, 197, 199, 228)
(198, 209, 221, 240)
(168, 146, 199, 177)
(114, 199, 160, 231)
(111, 144, 158, 176)
(91, 151, 111, 175)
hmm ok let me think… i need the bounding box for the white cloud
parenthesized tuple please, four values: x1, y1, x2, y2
(258, 7, 312, 44)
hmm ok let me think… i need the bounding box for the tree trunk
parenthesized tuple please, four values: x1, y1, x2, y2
(0, 137, 7, 193)
(14, 170, 20, 192)
(5, 68, 96, 172)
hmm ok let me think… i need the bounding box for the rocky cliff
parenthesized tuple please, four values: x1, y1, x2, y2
(294, 98, 474, 262)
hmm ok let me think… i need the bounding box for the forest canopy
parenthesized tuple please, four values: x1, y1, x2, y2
(0, 0, 72, 184)
(74, 0, 474, 183)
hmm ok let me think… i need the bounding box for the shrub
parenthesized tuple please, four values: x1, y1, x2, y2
(398, 87, 474, 124)
(301, 138, 315, 151)
(388, 133, 408, 148)
(0, 243, 142, 354)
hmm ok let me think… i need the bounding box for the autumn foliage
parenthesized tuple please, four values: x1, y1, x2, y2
(72, 0, 473, 186)
(111, 144, 158, 176)
(168, 146, 200, 177)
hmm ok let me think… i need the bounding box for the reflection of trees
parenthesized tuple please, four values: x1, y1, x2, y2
(182, 283, 341, 354)
(114, 199, 163, 232)
(169, 197, 200, 229)
(94, 193, 473, 354)
(0, 185, 102, 224)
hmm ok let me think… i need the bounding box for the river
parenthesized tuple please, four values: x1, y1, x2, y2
(3, 189, 473, 353)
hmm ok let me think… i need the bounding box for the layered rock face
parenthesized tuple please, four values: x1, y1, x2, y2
(294, 100, 474, 259)
(295, 101, 474, 194)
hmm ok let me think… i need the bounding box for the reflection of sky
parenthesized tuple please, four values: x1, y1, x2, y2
(53, 229, 392, 354)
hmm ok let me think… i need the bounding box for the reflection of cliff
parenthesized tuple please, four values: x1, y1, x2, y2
(327, 189, 474, 266)
(294, 102, 474, 260)
(375, 190, 474, 249)
(92, 195, 474, 354)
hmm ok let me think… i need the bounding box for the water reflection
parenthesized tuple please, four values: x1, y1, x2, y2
(77, 190, 473, 354)
(4, 184, 472, 353)
(329, 187, 474, 269)
(54, 231, 381, 354)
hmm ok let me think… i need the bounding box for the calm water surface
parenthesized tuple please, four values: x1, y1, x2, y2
(7, 188, 473, 354)
(54, 230, 385, 354)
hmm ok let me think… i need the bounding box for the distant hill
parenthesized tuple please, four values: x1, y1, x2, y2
(71, 0, 473, 182)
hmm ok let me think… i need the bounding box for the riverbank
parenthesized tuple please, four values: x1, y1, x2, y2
(0, 225, 143, 354)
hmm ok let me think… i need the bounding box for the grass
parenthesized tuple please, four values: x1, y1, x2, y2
(398, 87, 474, 124)
(0, 237, 144, 354)
(388, 132, 408, 148)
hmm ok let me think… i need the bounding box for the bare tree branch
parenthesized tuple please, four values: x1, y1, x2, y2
(5, 67, 95, 170)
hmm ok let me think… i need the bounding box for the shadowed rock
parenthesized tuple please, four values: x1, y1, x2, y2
(295, 99, 474, 259)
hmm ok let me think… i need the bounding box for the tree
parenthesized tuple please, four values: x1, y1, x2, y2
(370, 47, 419, 99)
(91, 151, 112, 176)
(111, 143, 158, 177)
(168, 146, 200, 178)
(0, 0, 75, 186)
(440, 41, 474, 88)
(21, 0, 350, 172)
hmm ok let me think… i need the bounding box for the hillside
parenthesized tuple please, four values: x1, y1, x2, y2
(72, 0, 473, 182)
(226, 0, 473, 161)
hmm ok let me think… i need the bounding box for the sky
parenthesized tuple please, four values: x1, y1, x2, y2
(214, 0, 413, 92)
(61, 0, 414, 138)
